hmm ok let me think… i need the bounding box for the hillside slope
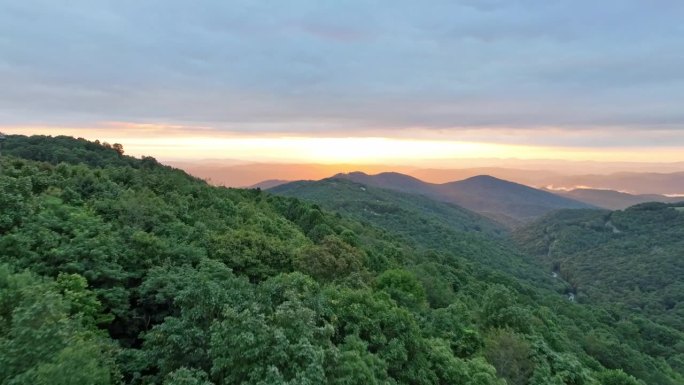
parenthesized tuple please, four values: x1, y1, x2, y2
(271, 177, 505, 237)
(249, 179, 290, 189)
(443, 175, 593, 223)
(270, 178, 541, 280)
(516, 203, 684, 374)
(337, 171, 594, 225)
(273, 176, 684, 384)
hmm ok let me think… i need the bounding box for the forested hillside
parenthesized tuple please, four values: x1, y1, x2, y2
(515, 205, 684, 377)
(270, 178, 548, 284)
(335, 172, 592, 225)
(0, 135, 681, 385)
(515, 205, 684, 325)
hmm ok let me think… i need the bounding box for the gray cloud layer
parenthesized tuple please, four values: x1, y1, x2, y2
(1, 0, 684, 145)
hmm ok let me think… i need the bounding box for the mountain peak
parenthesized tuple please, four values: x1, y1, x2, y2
(335, 171, 427, 188)
(334, 171, 369, 178)
(323, 171, 594, 224)
(459, 174, 507, 184)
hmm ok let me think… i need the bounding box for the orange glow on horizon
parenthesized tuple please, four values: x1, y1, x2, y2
(4, 124, 684, 164)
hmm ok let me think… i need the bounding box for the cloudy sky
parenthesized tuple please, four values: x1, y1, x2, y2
(1, 1, 683, 162)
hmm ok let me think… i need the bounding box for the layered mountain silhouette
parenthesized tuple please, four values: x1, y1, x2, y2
(248, 179, 290, 189)
(550, 188, 683, 210)
(274, 171, 594, 226)
(544, 171, 684, 196)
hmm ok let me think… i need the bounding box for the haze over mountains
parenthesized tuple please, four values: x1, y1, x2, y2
(551, 188, 683, 210)
(273, 172, 593, 226)
(171, 160, 684, 198)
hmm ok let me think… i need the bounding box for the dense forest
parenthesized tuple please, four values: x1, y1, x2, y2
(515, 206, 684, 374)
(271, 174, 684, 385)
(0, 135, 681, 385)
(270, 178, 548, 285)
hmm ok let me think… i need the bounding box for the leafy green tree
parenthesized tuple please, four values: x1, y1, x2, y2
(595, 369, 643, 385)
(480, 285, 532, 333)
(412, 262, 461, 308)
(0, 265, 117, 385)
(326, 335, 389, 385)
(163, 368, 213, 385)
(139, 259, 250, 379)
(208, 229, 295, 281)
(0, 175, 32, 233)
(294, 235, 364, 281)
(112, 143, 125, 156)
(425, 303, 483, 357)
(209, 302, 327, 384)
(376, 269, 427, 310)
(57, 272, 113, 326)
(484, 329, 534, 385)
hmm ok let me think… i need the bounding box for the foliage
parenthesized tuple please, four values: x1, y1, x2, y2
(0, 135, 682, 385)
(270, 177, 554, 284)
(516, 205, 684, 383)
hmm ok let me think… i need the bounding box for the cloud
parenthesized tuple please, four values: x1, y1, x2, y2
(1, 0, 684, 146)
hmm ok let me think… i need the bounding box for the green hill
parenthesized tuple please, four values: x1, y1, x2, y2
(270, 177, 547, 284)
(0, 135, 681, 385)
(515, 203, 684, 375)
(269, 177, 506, 237)
(271, 176, 684, 384)
(442, 175, 595, 224)
(515, 204, 684, 326)
(335, 172, 594, 225)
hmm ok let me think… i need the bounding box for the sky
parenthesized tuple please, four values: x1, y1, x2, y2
(1, 1, 684, 163)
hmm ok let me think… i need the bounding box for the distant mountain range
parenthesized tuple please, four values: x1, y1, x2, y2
(255, 172, 684, 212)
(248, 179, 290, 189)
(542, 172, 684, 196)
(337, 172, 595, 224)
(550, 188, 683, 210)
(166, 160, 684, 195)
(273, 172, 594, 226)
(166, 161, 414, 188)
